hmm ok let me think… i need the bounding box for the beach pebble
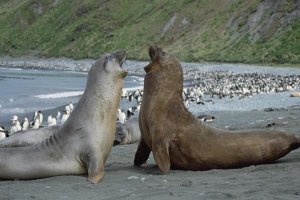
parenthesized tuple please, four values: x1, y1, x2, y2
(127, 176, 139, 180)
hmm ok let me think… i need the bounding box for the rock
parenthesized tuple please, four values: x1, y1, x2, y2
(127, 176, 139, 180)
(264, 108, 275, 112)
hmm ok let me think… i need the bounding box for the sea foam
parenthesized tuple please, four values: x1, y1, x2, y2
(34, 91, 84, 99)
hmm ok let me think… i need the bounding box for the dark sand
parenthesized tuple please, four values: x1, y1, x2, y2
(0, 109, 299, 200)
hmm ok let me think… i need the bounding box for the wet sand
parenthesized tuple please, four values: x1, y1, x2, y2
(1, 109, 299, 200)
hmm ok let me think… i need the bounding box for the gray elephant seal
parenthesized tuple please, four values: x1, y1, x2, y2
(134, 46, 300, 173)
(0, 126, 60, 148)
(0, 119, 140, 147)
(1, 118, 141, 147)
(114, 118, 140, 145)
(0, 50, 127, 183)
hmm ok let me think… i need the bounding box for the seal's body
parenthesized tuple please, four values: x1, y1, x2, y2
(114, 118, 140, 145)
(0, 50, 127, 183)
(0, 126, 60, 148)
(0, 119, 141, 148)
(134, 46, 300, 173)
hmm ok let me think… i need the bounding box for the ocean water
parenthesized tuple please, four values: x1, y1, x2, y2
(0, 67, 143, 122)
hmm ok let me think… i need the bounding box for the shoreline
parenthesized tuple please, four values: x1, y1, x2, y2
(1, 55, 300, 68)
(1, 56, 300, 73)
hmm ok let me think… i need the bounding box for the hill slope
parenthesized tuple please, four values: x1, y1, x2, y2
(0, 0, 299, 64)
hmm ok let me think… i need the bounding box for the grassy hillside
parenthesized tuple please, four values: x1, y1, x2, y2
(0, 0, 299, 64)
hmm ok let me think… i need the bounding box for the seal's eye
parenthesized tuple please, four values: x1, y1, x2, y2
(103, 55, 113, 72)
(161, 51, 166, 57)
(106, 55, 112, 61)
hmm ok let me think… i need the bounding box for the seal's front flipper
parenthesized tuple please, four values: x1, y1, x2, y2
(134, 138, 151, 166)
(152, 139, 171, 174)
(87, 158, 105, 184)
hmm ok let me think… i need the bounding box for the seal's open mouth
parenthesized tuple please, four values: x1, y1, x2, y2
(112, 49, 128, 78)
(113, 49, 127, 69)
(120, 54, 127, 68)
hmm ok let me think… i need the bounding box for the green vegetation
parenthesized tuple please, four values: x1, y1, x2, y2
(0, 0, 299, 65)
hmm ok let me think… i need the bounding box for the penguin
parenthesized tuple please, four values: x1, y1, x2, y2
(22, 117, 29, 131)
(68, 102, 74, 113)
(31, 118, 40, 130)
(60, 110, 70, 124)
(118, 109, 126, 123)
(47, 115, 57, 126)
(10, 117, 22, 135)
(56, 111, 61, 124)
(0, 126, 7, 140)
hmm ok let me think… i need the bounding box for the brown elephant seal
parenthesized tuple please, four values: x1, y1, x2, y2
(114, 118, 140, 145)
(0, 50, 127, 183)
(134, 46, 300, 173)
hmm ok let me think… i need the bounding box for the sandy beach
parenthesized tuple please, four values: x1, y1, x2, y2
(1, 109, 299, 200)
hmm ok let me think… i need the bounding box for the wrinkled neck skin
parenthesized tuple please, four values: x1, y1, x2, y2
(83, 69, 122, 113)
(62, 67, 123, 134)
(144, 72, 181, 106)
(143, 62, 197, 124)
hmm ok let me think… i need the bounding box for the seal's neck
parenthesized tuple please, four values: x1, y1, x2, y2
(70, 72, 122, 127)
(144, 71, 183, 100)
(143, 67, 197, 123)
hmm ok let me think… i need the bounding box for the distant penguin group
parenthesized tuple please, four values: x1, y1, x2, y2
(2, 102, 74, 137)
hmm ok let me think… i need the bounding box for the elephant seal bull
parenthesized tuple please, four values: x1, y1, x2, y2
(134, 46, 300, 173)
(0, 50, 128, 183)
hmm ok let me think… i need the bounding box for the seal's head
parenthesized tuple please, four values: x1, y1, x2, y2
(144, 45, 183, 93)
(102, 50, 128, 79)
(103, 50, 128, 78)
(89, 50, 128, 82)
(145, 46, 181, 75)
(114, 122, 128, 145)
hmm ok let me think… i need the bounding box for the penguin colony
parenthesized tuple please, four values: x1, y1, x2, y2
(1, 68, 299, 138)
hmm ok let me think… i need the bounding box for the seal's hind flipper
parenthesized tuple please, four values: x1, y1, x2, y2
(134, 138, 151, 166)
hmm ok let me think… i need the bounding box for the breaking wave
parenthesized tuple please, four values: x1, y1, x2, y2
(34, 91, 84, 99)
